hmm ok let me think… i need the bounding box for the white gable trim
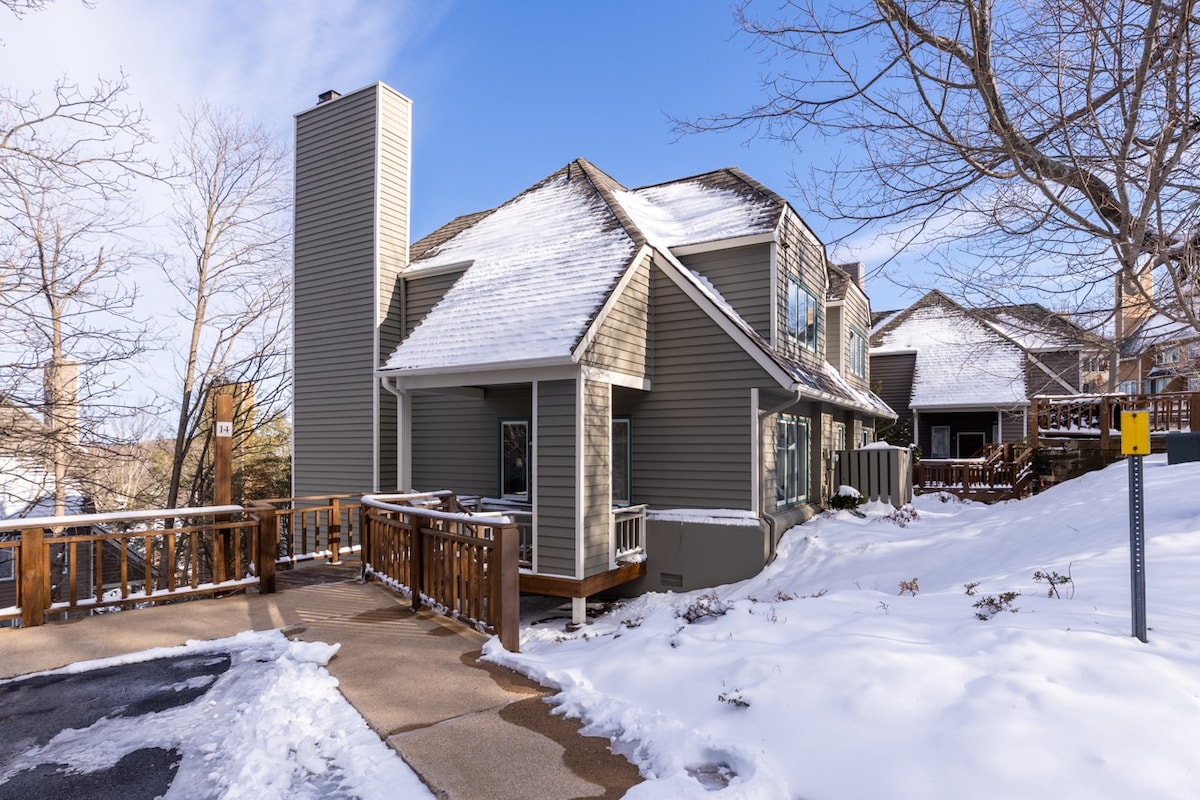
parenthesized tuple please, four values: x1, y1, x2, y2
(581, 365, 650, 391)
(402, 259, 474, 278)
(670, 231, 776, 257)
(572, 245, 652, 362)
(655, 250, 796, 389)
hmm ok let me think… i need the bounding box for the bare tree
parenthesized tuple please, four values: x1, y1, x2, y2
(0, 156, 154, 516)
(161, 103, 291, 510)
(686, 1, 1200, 352)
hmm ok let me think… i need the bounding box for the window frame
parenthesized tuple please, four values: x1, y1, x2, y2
(775, 414, 810, 508)
(612, 416, 632, 507)
(498, 418, 530, 501)
(0, 543, 12, 582)
(848, 327, 868, 378)
(785, 276, 820, 353)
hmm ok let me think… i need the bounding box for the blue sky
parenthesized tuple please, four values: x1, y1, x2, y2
(1, 0, 921, 312)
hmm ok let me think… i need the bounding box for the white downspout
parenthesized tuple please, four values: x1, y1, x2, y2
(379, 376, 409, 491)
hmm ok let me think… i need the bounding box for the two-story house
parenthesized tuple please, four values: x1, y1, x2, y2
(871, 290, 1107, 457)
(292, 83, 893, 615)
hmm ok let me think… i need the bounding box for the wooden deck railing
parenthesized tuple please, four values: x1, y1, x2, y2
(1032, 391, 1200, 449)
(614, 504, 648, 563)
(360, 492, 519, 652)
(253, 494, 364, 566)
(913, 445, 1035, 502)
(0, 505, 264, 628)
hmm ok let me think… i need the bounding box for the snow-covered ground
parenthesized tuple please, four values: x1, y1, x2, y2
(488, 455, 1200, 799)
(1, 631, 434, 800)
(6, 455, 1199, 799)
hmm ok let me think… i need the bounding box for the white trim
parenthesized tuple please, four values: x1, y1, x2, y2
(580, 365, 650, 391)
(750, 388, 761, 516)
(769, 240, 780, 347)
(870, 347, 919, 356)
(575, 377, 586, 580)
(607, 382, 616, 570)
(371, 82, 384, 493)
(669, 231, 776, 256)
(1025, 351, 1080, 394)
(572, 245, 652, 361)
(380, 359, 577, 390)
(912, 401, 1030, 411)
(402, 259, 473, 278)
(531, 381, 539, 574)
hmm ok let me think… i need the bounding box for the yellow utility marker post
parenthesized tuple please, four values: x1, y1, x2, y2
(1122, 410, 1149, 643)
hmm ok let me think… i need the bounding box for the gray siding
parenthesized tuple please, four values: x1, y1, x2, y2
(775, 210, 828, 372)
(842, 285, 873, 393)
(376, 88, 411, 490)
(1026, 350, 1081, 396)
(582, 255, 651, 378)
(678, 244, 772, 339)
(403, 269, 466, 337)
(536, 380, 577, 577)
(625, 264, 774, 508)
(827, 304, 844, 380)
(871, 353, 916, 423)
(293, 84, 410, 495)
(409, 387, 530, 497)
(294, 87, 379, 495)
(1000, 409, 1027, 443)
(582, 379, 611, 576)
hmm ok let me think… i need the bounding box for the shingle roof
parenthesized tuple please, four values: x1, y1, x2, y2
(383, 160, 893, 417)
(871, 291, 1028, 408)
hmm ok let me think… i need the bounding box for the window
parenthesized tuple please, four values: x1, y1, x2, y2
(1117, 380, 1139, 394)
(776, 414, 810, 507)
(1144, 377, 1170, 394)
(612, 417, 631, 506)
(860, 427, 873, 447)
(0, 544, 12, 581)
(834, 422, 847, 451)
(499, 419, 529, 500)
(1155, 347, 1182, 366)
(931, 425, 951, 459)
(786, 277, 820, 352)
(848, 328, 867, 378)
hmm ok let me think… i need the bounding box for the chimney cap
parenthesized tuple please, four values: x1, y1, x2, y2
(317, 89, 342, 104)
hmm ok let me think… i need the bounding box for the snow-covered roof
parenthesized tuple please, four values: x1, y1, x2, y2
(384, 159, 894, 417)
(384, 163, 638, 372)
(614, 172, 779, 248)
(0, 455, 85, 520)
(1121, 311, 1200, 355)
(872, 293, 1028, 408)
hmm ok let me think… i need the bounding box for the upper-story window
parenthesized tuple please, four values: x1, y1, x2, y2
(1155, 347, 1182, 366)
(848, 328, 867, 378)
(786, 277, 820, 352)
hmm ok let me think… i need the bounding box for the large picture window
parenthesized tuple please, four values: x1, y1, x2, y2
(776, 414, 810, 507)
(499, 419, 529, 500)
(786, 277, 820, 352)
(612, 417, 631, 506)
(0, 544, 12, 581)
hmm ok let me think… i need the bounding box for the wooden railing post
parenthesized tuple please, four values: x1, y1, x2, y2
(19, 527, 46, 628)
(1190, 393, 1200, 433)
(409, 512, 423, 613)
(255, 506, 277, 594)
(359, 504, 370, 581)
(328, 497, 342, 564)
(1029, 397, 1040, 449)
(491, 522, 520, 652)
(1099, 396, 1112, 450)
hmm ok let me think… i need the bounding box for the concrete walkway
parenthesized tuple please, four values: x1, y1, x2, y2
(0, 565, 641, 799)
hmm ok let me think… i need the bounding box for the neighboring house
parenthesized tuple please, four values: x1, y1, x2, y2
(871, 290, 1107, 458)
(292, 82, 894, 603)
